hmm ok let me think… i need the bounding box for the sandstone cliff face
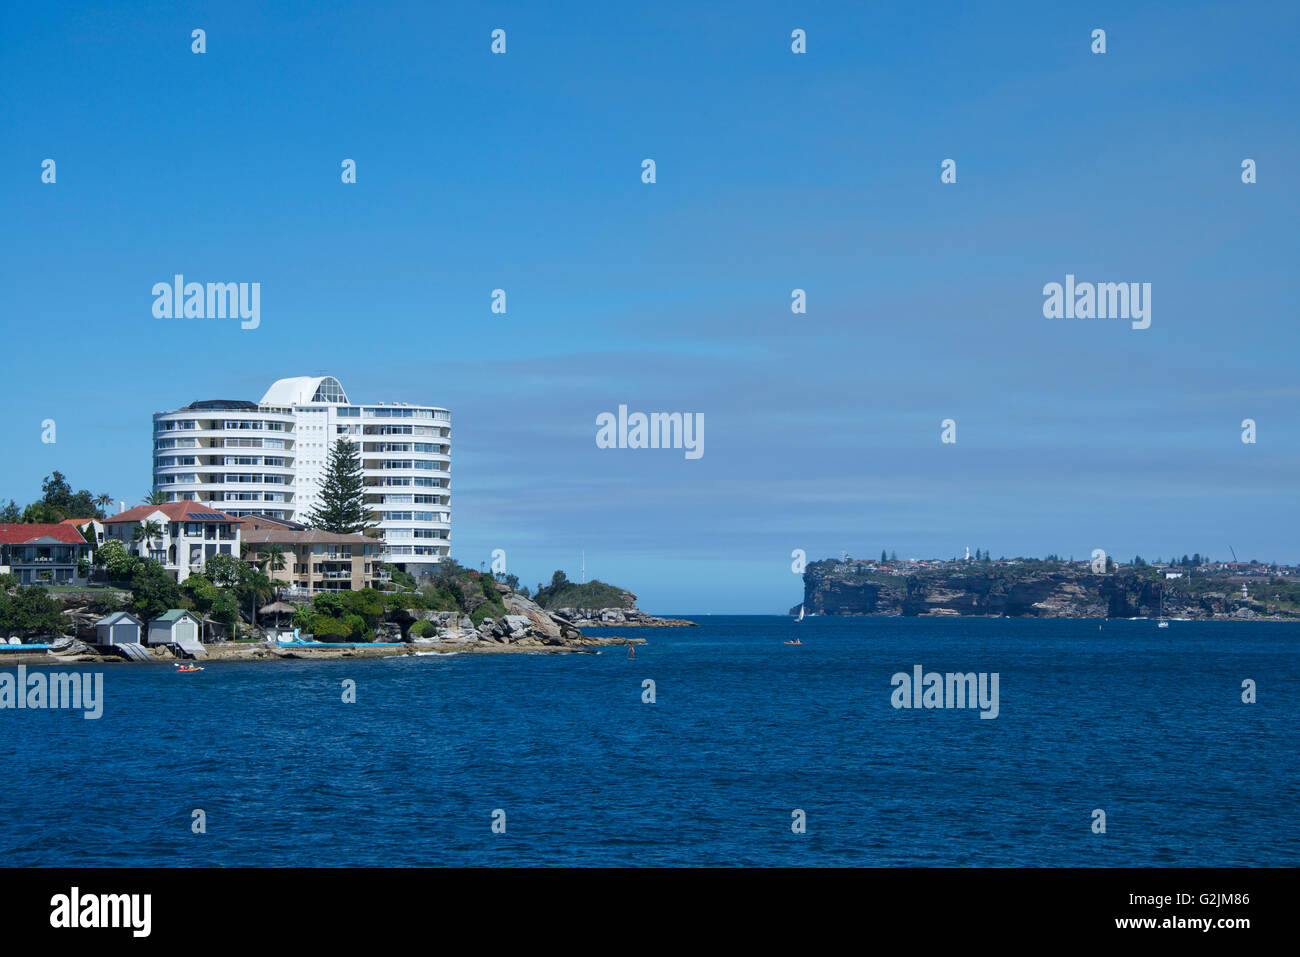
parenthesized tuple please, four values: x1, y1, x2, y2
(796, 563, 1270, 619)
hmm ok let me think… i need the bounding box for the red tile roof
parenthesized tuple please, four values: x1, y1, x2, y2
(103, 501, 242, 525)
(0, 524, 91, 545)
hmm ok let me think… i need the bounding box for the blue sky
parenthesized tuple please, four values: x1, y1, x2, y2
(2, 2, 1297, 613)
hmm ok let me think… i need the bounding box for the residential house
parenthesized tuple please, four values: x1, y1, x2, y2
(102, 501, 242, 583)
(0, 524, 92, 586)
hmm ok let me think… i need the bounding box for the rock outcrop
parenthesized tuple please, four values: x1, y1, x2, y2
(552, 607, 696, 627)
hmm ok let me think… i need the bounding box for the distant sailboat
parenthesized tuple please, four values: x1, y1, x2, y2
(797, 605, 805, 622)
(1157, 582, 1170, 627)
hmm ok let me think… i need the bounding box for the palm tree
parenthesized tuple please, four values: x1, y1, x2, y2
(132, 520, 164, 560)
(260, 545, 287, 598)
(143, 490, 168, 506)
(261, 544, 286, 575)
(93, 493, 114, 518)
(244, 565, 275, 632)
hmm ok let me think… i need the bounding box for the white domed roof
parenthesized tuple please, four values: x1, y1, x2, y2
(259, 376, 349, 406)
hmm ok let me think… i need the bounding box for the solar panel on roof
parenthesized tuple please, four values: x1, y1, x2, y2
(188, 512, 228, 520)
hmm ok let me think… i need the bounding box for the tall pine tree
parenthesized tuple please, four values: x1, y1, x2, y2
(308, 438, 373, 534)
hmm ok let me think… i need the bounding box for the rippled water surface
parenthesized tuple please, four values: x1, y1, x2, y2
(3, 616, 1296, 866)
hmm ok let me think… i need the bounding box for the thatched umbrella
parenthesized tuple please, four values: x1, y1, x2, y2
(258, 601, 297, 630)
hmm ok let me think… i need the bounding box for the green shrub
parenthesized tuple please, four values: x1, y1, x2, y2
(470, 597, 505, 627)
(311, 616, 351, 641)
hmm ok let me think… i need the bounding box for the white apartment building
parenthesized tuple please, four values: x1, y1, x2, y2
(152, 376, 450, 576)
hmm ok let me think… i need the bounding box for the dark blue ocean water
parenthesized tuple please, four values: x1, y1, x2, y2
(2, 616, 1297, 867)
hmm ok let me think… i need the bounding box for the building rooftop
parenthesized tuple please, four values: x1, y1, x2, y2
(95, 611, 143, 626)
(152, 609, 200, 623)
(259, 376, 349, 407)
(180, 399, 260, 411)
(103, 502, 242, 525)
(240, 514, 310, 531)
(242, 527, 379, 546)
(0, 524, 90, 545)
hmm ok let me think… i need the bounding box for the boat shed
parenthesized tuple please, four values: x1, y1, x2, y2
(94, 611, 144, 646)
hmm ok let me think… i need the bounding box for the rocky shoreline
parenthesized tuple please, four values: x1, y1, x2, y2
(551, 607, 698, 628)
(3, 634, 645, 666)
(6, 582, 659, 665)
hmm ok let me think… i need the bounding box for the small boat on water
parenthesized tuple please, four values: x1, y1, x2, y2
(1157, 620, 1170, 628)
(174, 663, 204, 672)
(796, 605, 805, 622)
(783, 639, 802, 646)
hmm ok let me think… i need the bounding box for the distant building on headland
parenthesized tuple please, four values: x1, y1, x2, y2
(151, 375, 450, 578)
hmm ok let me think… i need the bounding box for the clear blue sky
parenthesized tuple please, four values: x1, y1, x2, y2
(2, 2, 1297, 613)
